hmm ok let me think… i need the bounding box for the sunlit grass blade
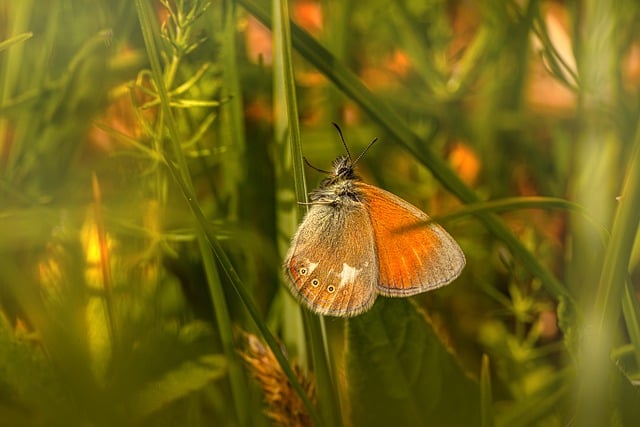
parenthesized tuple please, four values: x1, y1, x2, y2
(416, 196, 607, 243)
(530, 5, 579, 91)
(434, 196, 587, 222)
(0, 32, 33, 53)
(578, 116, 640, 424)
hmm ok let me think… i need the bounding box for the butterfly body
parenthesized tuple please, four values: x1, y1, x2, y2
(285, 152, 465, 317)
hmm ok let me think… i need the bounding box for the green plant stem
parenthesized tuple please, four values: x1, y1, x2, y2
(220, 0, 247, 196)
(480, 354, 494, 427)
(593, 121, 640, 369)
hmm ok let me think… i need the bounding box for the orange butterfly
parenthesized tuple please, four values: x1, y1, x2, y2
(284, 125, 465, 317)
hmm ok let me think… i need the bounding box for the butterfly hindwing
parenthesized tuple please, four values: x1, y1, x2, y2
(359, 183, 465, 296)
(285, 202, 378, 316)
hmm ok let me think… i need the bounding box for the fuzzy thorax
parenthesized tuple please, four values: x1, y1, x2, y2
(309, 156, 362, 204)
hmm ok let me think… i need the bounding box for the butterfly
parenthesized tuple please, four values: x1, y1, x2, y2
(284, 124, 465, 317)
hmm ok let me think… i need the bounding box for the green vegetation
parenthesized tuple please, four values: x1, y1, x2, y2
(1, 0, 639, 426)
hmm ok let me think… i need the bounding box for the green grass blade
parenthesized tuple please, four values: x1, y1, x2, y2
(0, 32, 33, 53)
(593, 122, 640, 357)
(429, 196, 607, 243)
(272, 0, 304, 202)
(578, 116, 640, 424)
(435, 196, 587, 221)
(219, 0, 247, 179)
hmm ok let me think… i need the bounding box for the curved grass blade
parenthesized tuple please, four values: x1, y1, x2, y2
(402, 196, 607, 244)
(0, 32, 33, 53)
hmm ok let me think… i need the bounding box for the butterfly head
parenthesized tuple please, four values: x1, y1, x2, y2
(308, 124, 379, 203)
(331, 155, 357, 180)
(310, 156, 360, 203)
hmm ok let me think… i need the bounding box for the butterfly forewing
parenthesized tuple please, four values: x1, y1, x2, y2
(285, 203, 378, 316)
(359, 183, 465, 296)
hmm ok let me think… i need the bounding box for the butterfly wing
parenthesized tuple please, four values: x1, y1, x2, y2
(285, 202, 378, 317)
(359, 182, 465, 296)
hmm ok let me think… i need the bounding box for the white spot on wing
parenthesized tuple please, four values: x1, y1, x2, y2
(307, 262, 319, 274)
(339, 263, 361, 288)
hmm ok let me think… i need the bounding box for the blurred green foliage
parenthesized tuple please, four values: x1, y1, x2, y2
(1, 0, 640, 426)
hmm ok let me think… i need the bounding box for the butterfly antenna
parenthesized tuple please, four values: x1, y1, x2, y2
(303, 156, 332, 174)
(332, 122, 379, 166)
(352, 137, 379, 167)
(332, 122, 352, 161)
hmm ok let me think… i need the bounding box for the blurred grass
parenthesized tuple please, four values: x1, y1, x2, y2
(1, 0, 640, 426)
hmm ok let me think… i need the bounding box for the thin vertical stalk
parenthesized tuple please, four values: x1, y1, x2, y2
(621, 278, 640, 369)
(574, 2, 632, 424)
(480, 354, 494, 427)
(579, 118, 640, 423)
(91, 174, 118, 356)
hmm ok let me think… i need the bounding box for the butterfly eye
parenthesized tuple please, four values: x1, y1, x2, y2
(327, 285, 335, 293)
(311, 279, 319, 287)
(299, 267, 308, 275)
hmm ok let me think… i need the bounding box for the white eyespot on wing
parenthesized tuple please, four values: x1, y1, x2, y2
(338, 263, 361, 288)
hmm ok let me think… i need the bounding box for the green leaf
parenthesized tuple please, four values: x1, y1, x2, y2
(132, 354, 227, 419)
(345, 298, 480, 427)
